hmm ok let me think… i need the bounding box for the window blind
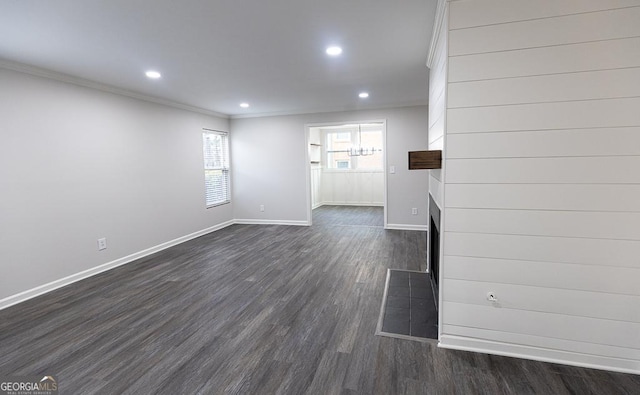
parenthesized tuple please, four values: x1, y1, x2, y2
(202, 130, 230, 207)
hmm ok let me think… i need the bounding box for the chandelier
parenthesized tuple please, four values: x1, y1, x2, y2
(348, 124, 378, 156)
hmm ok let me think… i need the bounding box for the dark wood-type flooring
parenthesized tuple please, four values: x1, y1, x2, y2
(1, 206, 638, 394)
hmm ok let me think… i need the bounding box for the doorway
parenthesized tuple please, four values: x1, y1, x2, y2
(305, 120, 387, 226)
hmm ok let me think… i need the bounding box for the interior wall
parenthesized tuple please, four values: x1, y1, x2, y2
(0, 68, 232, 302)
(230, 106, 429, 229)
(320, 171, 384, 206)
(309, 128, 322, 208)
(426, 0, 449, 339)
(427, 1, 447, 209)
(439, 0, 640, 374)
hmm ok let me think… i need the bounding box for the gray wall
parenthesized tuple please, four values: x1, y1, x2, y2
(230, 106, 429, 229)
(0, 68, 428, 306)
(0, 68, 232, 302)
(435, 0, 640, 374)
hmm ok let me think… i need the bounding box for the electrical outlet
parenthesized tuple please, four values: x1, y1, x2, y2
(411, 208, 418, 215)
(389, 165, 396, 174)
(97, 238, 107, 251)
(259, 205, 265, 212)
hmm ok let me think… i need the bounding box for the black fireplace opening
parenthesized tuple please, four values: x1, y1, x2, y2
(428, 194, 440, 311)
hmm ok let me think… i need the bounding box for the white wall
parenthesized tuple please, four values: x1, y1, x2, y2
(426, 0, 449, 342)
(437, 0, 640, 374)
(0, 68, 232, 304)
(308, 127, 323, 209)
(310, 166, 322, 209)
(230, 106, 429, 229)
(427, 1, 447, 210)
(321, 171, 384, 206)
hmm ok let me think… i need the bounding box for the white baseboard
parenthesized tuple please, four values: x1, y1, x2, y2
(385, 223, 428, 231)
(439, 335, 640, 376)
(320, 202, 384, 207)
(234, 219, 310, 226)
(0, 220, 235, 311)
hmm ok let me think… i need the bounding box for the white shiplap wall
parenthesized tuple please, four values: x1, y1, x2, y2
(320, 170, 384, 206)
(426, 0, 448, 341)
(439, 0, 640, 374)
(310, 165, 322, 209)
(427, 1, 448, 209)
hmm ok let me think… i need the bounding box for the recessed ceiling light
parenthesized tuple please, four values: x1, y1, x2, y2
(240, 102, 250, 108)
(145, 70, 161, 79)
(326, 46, 343, 56)
(359, 92, 369, 98)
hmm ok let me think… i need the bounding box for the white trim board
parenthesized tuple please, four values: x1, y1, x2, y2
(233, 219, 310, 226)
(230, 101, 427, 120)
(0, 220, 235, 311)
(320, 203, 384, 207)
(386, 224, 428, 231)
(439, 335, 640, 376)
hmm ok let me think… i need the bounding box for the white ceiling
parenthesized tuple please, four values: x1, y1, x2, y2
(0, 1, 436, 118)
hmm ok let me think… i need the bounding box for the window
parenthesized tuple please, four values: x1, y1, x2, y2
(326, 128, 354, 169)
(202, 130, 230, 207)
(334, 132, 351, 141)
(325, 123, 383, 170)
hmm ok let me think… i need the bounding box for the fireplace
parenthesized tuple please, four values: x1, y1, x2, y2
(428, 194, 440, 310)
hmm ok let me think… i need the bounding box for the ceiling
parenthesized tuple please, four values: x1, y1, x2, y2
(0, 1, 436, 118)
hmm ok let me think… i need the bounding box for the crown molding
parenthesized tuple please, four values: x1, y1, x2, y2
(0, 59, 229, 119)
(229, 100, 428, 120)
(426, 0, 448, 69)
(1, 59, 427, 121)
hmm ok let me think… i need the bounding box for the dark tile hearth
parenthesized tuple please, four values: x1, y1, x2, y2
(379, 269, 437, 340)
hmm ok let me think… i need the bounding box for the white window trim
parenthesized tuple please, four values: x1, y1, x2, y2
(202, 129, 231, 208)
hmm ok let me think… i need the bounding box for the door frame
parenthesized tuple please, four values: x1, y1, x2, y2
(304, 119, 388, 227)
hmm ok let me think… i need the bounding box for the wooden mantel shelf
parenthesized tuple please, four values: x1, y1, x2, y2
(408, 150, 442, 169)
